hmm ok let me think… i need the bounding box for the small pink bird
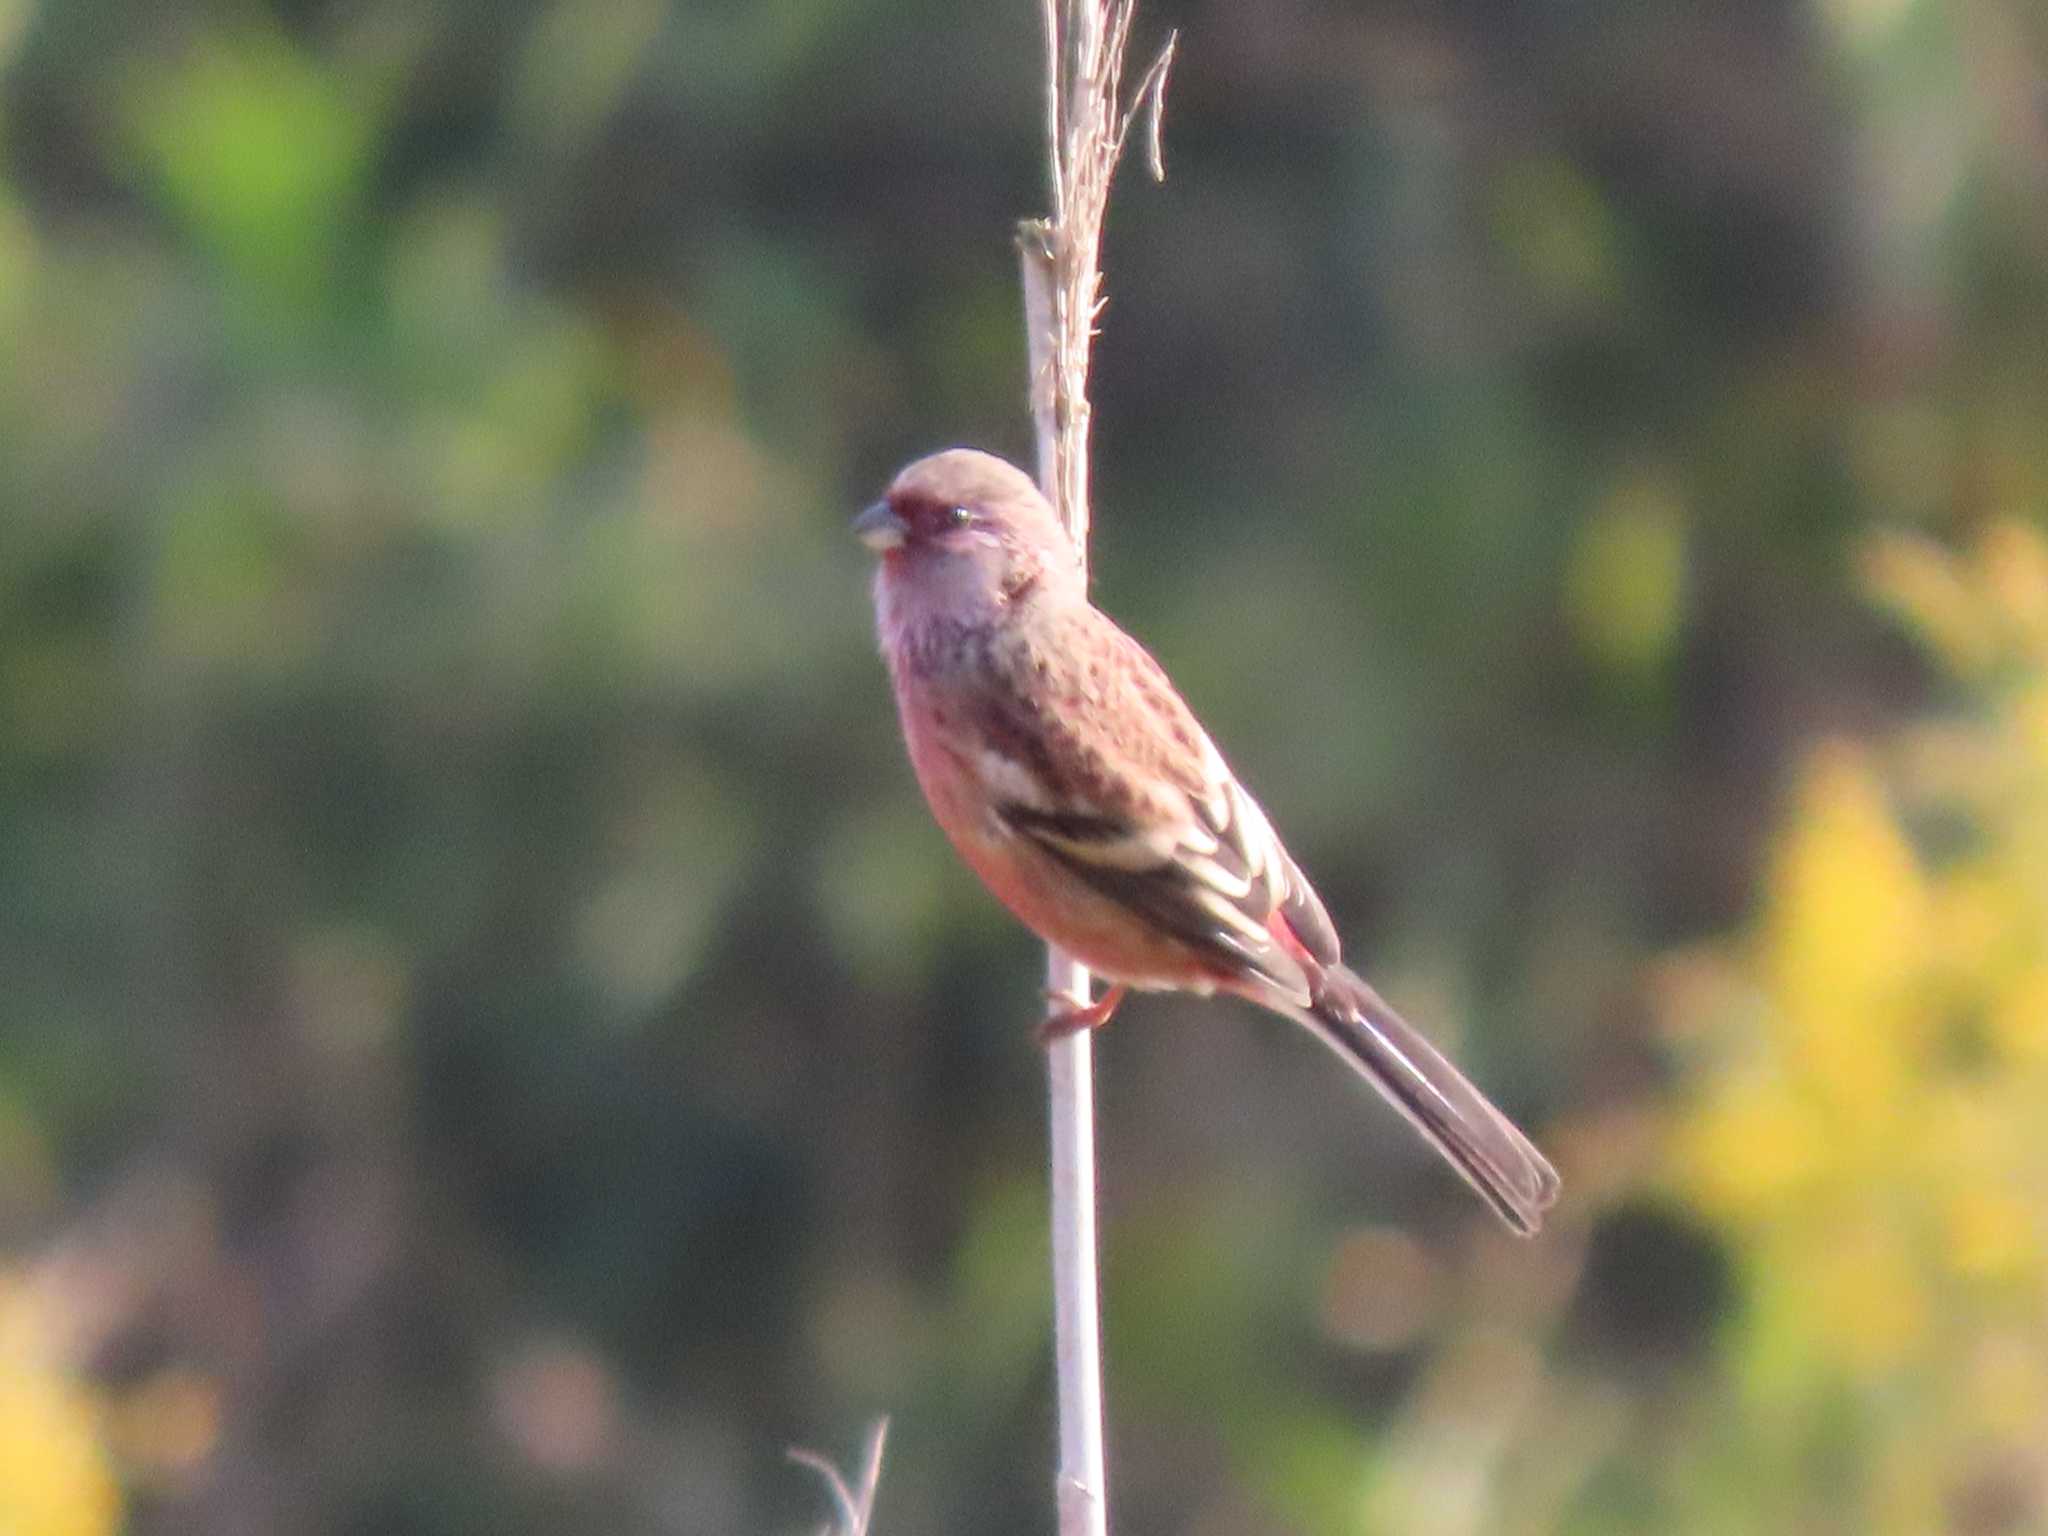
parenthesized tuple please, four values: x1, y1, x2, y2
(857, 448, 1558, 1234)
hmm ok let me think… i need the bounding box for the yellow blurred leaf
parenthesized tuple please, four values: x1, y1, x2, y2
(1673, 1074, 1828, 1220)
(1929, 865, 2015, 988)
(1564, 472, 1688, 675)
(1805, 1218, 1926, 1378)
(1978, 521, 2048, 657)
(1760, 745, 1930, 1126)
(1664, 520, 2048, 1522)
(1965, 1334, 2048, 1438)
(1863, 532, 1999, 677)
(0, 1283, 120, 1536)
(1987, 966, 2048, 1065)
(1941, 1186, 2038, 1283)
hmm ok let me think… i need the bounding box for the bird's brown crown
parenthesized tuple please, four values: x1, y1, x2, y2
(887, 449, 1071, 553)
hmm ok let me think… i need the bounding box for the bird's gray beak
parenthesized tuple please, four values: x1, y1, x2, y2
(853, 499, 908, 551)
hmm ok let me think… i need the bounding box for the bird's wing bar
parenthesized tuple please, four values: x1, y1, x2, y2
(1184, 766, 1343, 972)
(1196, 777, 1341, 969)
(995, 790, 1315, 1004)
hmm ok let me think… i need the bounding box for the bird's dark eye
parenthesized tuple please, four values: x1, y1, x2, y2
(946, 505, 972, 528)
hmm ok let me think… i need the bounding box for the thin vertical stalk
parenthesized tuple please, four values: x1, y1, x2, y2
(1017, 8, 1174, 1534)
(1021, 242, 1110, 1536)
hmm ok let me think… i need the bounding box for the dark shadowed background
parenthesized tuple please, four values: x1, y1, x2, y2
(4, 0, 2048, 1532)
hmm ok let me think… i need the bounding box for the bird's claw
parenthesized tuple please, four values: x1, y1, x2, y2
(1037, 984, 1128, 1045)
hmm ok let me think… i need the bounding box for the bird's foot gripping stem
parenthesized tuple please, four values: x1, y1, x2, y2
(1037, 984, 1128, 1045)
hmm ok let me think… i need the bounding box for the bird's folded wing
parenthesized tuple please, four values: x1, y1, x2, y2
(973, 612, 1343, 1002)
(993, 797, 1299, 999)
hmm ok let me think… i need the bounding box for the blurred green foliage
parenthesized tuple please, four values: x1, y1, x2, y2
(1, 0, 2045, 1532)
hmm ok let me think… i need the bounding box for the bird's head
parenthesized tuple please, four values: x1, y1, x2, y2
(855, 449, 1081, 617)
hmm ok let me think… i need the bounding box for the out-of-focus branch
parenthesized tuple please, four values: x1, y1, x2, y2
(787, 1419, 889, 1536)
(1017, 7, 1173, 1536)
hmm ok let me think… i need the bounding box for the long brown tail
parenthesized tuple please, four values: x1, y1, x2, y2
(1289, 965, 1559, 1236)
